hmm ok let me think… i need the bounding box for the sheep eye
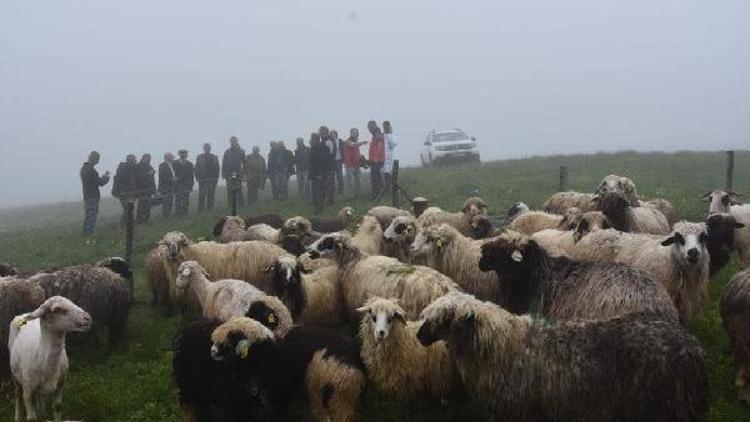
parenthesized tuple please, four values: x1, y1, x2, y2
(395, 224, 406, 234)
(387, 316, 393, 323)
(371, 315, 377, 323)
(675, 234, 685, 245)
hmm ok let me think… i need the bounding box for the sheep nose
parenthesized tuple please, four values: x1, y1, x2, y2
(687, 248, 699, 259)
(376, 330, 386, 338)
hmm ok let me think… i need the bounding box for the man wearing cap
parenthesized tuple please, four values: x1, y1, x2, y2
(195, 142, 220, 212)
(158, 152, 177, 218)
(222, 136, 246, 208)
(173, 149, 195, 216)
(79, 151, 110, 235)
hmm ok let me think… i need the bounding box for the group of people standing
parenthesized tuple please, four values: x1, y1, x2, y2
(78, 120, 397, 234)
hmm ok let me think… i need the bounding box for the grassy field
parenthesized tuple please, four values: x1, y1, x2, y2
(0, 150, 748, 421)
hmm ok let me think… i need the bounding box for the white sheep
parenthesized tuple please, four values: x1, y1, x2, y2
(417, 197, 489, 237)
(174, 261, 293, 337)
(542, 191, 596, 214)
(307, 232, 460, 321)
(9, 296, 92, 422)
(506, 208, 581, 235)
(350, 215, 385, 256)
(243, 216, 317, 244)
(572, 221, 710, 322)
(410, 224, 505, 304)
(704, 190, 750, 268)
(212, 216, 252, 243)
(357, 297, 459, 401)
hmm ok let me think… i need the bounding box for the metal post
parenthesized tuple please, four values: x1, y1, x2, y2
(559, 166, 568, 192)
(726, 151, 735, 192)
(392, 160, 400, 208)
(124, 199, 135, 299)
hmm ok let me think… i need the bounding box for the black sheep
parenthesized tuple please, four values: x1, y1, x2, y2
(243, 213, 285, 229)
(706, 213, 745, 276)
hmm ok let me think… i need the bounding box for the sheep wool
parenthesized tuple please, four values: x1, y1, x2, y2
(417, 292, 708, 422)
(542, 191, 595, 214)
(720, 269, 750, 403)
(595, 191, 670, 235)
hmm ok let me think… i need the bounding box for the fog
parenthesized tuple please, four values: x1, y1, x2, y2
(1, 0, 748, 208)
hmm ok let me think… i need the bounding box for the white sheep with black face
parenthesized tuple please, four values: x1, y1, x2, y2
(9, 296, 92, 422)
(382, 215, 420, 263)
(703, 190, 750, 269)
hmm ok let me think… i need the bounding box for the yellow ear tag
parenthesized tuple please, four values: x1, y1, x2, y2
(436, 239, 443, 248)
(268, 314, 276, 323)
(15, 317, 27, 327)
(240, 347, 250, 359)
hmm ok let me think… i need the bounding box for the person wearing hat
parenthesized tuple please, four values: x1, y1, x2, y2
(195, 142, 220, 212)
(173, 149, 195, 216)
(112, 153, 138, 226)
(158, 152, 177, 218)
(79, 151, 110, 235)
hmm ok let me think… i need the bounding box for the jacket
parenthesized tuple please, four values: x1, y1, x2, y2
(222, 146, 245, 179)
(343, 139, 363, 169)
(309, 143, 333, 175)
(174, 160, 195, 192)
(135, 162, 156, 196)
(80, 162, 109, 200)
(112, 162, 138, 199)
(369, 133, 385, 163)
(295, 145, 311, 171)
(195, 153, 220, 181)
(244, 153, 268, 186)
(158, 162, 176, 193)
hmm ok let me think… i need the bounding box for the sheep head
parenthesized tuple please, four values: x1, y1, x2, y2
(245, 298, 289, 334)
(572, 212, 613, 242)
(175, 261, 208, 294)
(337, 206, 357, 227)
(471, 215, 493, 240)
(267, 256, 306, 294)
(158, 231, 191, 260)
(592, 191, 630, 231)
(0, 262, 20, 277)
(282, 216, 315, 240)
(410, 224, 456, 257)
(99, 256, 133, 279)
(417, 292, 478, 346)
(479, 231, 542, 275)
(307, 232, 350, 259)
(706, 213, 745, 248)
(15, 296, 92, 334)
(506, 202, 530, 218)
(357, 297, 406, 343)
(702, 190, 742, 214)
(661, 222, 709, 267)
(596, 174, 638, 206)
(383, 216, 417, 244)
(210, 317, 275, 365)
(462, 197, 489, 217)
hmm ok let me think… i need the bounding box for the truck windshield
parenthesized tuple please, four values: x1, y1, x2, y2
(434, 132, 468, 142)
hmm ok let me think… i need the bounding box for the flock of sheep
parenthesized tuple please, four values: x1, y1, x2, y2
(2, 174, 750, 421)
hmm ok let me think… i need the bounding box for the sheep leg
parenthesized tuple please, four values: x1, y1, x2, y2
(14, 381, 22, 422)
(52, 387, 64, 421)
(22, 387, 36, 422)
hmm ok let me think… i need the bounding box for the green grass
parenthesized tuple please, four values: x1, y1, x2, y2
(1, 150, 749, 421)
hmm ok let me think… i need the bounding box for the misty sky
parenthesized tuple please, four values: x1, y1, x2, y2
(1, 0, 748, 208)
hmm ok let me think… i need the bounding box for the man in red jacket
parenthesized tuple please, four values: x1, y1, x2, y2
(368, 120, 385, 200)
(344, 128, 367, 199)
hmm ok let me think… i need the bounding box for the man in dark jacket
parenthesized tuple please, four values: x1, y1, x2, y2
(222, 136, 246, 208)
(173, 150, 195, 216)
(244, 146, 267, 204)
(112, 154, 138, 225)
(80, 151, 110, 235)
(294, 137, 310, 198)
(158, 152, 177, 218)
(276, 141, 295, 201)
(135, 153, 156, 223)
(332, 130, 345, 197)
(195, 142, 220, 213)
(309, 133, 333, 214)
(267, 141, 280, 199)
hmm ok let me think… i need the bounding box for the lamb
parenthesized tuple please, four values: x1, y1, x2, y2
(478, 231, 678, 321)
(307, 232, 460, 321)
(720, 269, 750, 403)
(243, 213, 285, 229)
(706, 213, 746, 276)
(703, 190, 750, 268)
(542, 191, 595, 214)
(417, 292, 709, 422)
(595, 174, 639, 206)
(572, 221, 711, 322)
(357, 297, 459, 401)
(209, 317, 366, 422)
(594, 191, 671, 234)
(9, 296, 92, 422)
(309, 206, 358, 233)
(212, 215, 252, 243)
(267, 256, 345, 327)
(367, 205, 412, 231)
(383, 215, 420, 263)
(410, 224, 505, 304)
(0, 277, 45, 381)
(417, 197, 489, 237)
(175, 260, 293, 336)
(157, 231, 288, 302)
(27, 259, 132, 346)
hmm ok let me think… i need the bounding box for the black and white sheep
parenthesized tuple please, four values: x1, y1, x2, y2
(478, 231, 678, 321)
(209, 317, 366, 422)
(382, 215, 421, 263)
(307, 232, 460, 321)
(720, 269, 750, 403)
(0, 263, 20, 277)
(9, 296, 92, 421)
(594, 191, 671, 234)
(704, 190, 750, 269)
(243, 213, 285, 229)
(706, 213, 746, 276)
(367, 205, 412, 231)
(417, 292, 709, 422)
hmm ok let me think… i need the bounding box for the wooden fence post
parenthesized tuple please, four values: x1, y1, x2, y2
(559, 166, 568, 192)
(124, 199, 135, 300)
(392, 160, 400, 208)
(726, 151, 735, 192)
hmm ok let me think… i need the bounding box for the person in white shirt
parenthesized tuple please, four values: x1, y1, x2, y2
(383, 121, 398, 184)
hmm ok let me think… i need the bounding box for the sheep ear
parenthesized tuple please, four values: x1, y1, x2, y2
(461, 311, 476, 325)
(355, 305, 370, 314)
(201, 267, 210, 278)
(394, 310, 406, 324)
(235, 339, 251, 359)
(18, 303, 50, 325)
(263, 264, 275, 273)
(661, 236, 676, 246)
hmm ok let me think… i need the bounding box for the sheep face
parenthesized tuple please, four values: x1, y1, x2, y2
(210, 317, 275, 366)
(661, 224, 709, 267)
(384, 216, 417, 244)
(357, 298, 406, 343)
(17, 296, 92, 334)
(100, 256, 133, 279)
(572, 212, 613, 242)
(307, 233, 347, 259)
(268, 256, 304, 293)
(593, 191, 630, 231)
(410, 225, 451, 258)
(707, 213, 745, 247)
(417, 292, 476, 346)
(338, 206, 357, 225)
(596, 175, 637, 205)
(282, 217, 315, 240)
(0, 262, 19, 277)
(175, 261, 207, 295)
(471, 215, 493, 240)
(245, 301, 282, 332)
(462, 197, 489, 217)
(703, 190, 742, 214)
(478, 232, 539, 274)
(159, 231, 190, 260)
